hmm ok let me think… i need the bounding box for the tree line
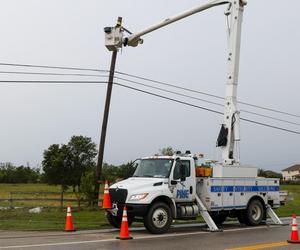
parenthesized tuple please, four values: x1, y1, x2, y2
(0, 136, 136, 197)
(0, 163, 40, 183)
(1, 137, 283, 189)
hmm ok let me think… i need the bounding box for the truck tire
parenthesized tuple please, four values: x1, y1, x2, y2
(143, 202, 172, 234)
(244, 199, 265, 226)
(106, 212, 133, 229)
(211, 214, 227, 225)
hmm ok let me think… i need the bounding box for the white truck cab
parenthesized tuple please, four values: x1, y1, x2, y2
(106, 152, 283, 234)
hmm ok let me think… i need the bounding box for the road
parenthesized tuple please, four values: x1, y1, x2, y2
(0, 219, 298, 250)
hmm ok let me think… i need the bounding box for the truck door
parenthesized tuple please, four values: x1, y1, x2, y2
(171, 160, 195, 203)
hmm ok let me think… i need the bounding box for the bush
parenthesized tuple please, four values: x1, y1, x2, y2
(80, 171, 96, 204)
(0, 163, 41, 183)
(101, 162, 136, 183)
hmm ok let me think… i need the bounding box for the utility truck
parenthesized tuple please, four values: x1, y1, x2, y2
(104, 0, 285, 234)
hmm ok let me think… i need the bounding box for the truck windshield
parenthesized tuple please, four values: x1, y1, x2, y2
(133, 159, 174, 178)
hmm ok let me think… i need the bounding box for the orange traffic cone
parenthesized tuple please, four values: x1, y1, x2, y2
(102, 180, 112, 209)
(287, 214, 300, 244)
(65, 206, 75, 232)
(116, 206, 133, 240)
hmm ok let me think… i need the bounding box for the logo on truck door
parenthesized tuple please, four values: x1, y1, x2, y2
(176, 182, 189, 199)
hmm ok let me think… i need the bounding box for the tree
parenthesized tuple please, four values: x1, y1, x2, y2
(80, 170, 96, 205)
(159, 147, 175, 156)
(117, 162, 136, 179)
(42, 144, 71, 191)
(42, 136, 97, 191)
(258, 168, 282, 179)
(66, 136, 97, 191)
(0, 163, 40, 183)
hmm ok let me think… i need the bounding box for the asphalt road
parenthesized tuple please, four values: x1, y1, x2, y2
(0, 219, 299, 250)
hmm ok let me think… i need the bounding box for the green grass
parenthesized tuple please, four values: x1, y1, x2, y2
(276, 185, 300, 217)
(0, 183, 101, 208)
(0, 183, 111, 230)
(0, 183, 299, 230)
(0, 207, 110, 230)
(0, 183, 62, 195)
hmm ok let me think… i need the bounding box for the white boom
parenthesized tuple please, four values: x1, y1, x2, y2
(104, 0, 247, 167)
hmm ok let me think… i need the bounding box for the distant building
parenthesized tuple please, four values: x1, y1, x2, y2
(282, 165, 300, 181)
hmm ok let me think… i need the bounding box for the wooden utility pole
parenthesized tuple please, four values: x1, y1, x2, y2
(94, 17, 122, 203)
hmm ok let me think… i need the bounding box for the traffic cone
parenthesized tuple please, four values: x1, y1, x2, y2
(116, 206, 133, 240)
(287, 214, 300, 244)
(65, 206, 75, 232)
(102, 180, 112, 209)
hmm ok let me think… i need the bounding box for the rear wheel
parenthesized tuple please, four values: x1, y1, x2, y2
(245, 199, 265, 226)
(106, 212, 133, 229)
(143, 202, 172, 234)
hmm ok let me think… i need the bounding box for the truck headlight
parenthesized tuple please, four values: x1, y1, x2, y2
(129, 193, 149, 201)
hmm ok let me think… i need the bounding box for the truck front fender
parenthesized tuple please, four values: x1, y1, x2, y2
(151, 196, 176, 218)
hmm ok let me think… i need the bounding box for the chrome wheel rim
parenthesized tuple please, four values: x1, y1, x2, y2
(152, 208, 168, 228)
(251, 204, 262, 221)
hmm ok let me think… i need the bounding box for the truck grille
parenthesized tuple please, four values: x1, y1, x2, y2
(109, 188, 128, 204)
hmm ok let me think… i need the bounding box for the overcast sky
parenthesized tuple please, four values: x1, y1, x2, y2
(0, 0, 299, 171)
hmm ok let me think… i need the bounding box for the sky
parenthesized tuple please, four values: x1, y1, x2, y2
(0, 0, 299, 172)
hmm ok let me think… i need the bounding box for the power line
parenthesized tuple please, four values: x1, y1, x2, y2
(115, 77, 300, 127)
(1, 79, 300, 134)
(115, 71, 300, 119)
(0, 62, 108, 73)
(241, 110, 300, 127)
(0, 80, 108, 84)
(0, 70, 108, 78)
(113, 82, 300, 135)
(0, 62, 299, 118)
(1, 70, 299, 126)
(1, 78, 300, 127)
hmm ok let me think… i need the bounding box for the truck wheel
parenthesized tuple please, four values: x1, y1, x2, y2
(143, 202, 172, 234)
(211, 214, 227, 225)
(245, 199, 265, 226)
(106, 212, 133, 229)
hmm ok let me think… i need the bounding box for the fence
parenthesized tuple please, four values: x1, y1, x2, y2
(0, 191, 103, 209)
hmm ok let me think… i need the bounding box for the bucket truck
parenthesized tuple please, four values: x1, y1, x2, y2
(103, 0, 285, 234)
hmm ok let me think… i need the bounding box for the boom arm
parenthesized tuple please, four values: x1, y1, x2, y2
(124, 0, 230, 47)
(104, 0, 247, 166)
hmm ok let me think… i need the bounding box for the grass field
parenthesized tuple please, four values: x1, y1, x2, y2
(0, 183, 299, 230)
(0, 184, 109, 230)
(0, 183, 103, 208)
(277, 185, 300, 217)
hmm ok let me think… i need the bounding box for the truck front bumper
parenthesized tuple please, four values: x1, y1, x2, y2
(108, 203, 149, 218)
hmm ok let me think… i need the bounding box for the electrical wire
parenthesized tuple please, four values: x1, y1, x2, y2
(0, 80, 108, 84)
(1, 79, 300, 131)
(0, 70, 107, 78)
(115, 77, 300, 127)
(0, 62, 299, 118)
(115, 71, 300, 119)
(0, 62, 108, 73)
(114, 82, 300, 135)
(1, 73, 300, 127)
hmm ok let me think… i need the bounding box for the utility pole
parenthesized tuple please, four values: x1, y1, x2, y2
(94, 17, 122, 203)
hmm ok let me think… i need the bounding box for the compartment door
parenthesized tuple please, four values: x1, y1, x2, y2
(234, 179, 246, 208)
(209, 179, 223, 210)
(222, 179, 234, 209)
